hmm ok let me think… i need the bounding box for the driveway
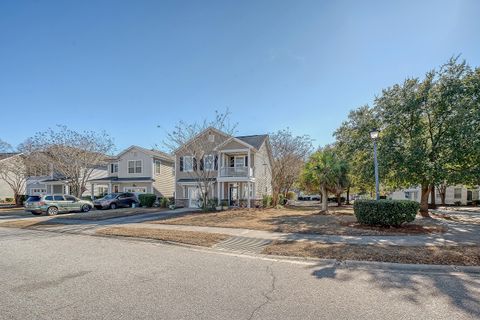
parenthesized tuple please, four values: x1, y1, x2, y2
(1, 227, 479, 320)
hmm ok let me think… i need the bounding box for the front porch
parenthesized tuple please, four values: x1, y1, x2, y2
(217, 181, 256, 208)
(88, 177, 155, 199)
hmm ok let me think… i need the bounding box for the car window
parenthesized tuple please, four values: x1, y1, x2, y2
(27, 196, 41, 202)
(104, 194, 116, 200)
(45, 196, 54, 201)
(64, 195, 77, 201)
(53, 195, 65, 201)
(126, 193, 135, 197)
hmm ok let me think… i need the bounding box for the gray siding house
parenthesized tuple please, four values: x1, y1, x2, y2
(175, 128, 273, 208)
(88, 146, 175, 198)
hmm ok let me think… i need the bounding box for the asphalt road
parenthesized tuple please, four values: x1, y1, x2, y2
(0, 227, 479, 320)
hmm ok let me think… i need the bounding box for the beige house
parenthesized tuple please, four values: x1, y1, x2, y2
(88, 146, 175, 198)
(174, 127, 273, 208)
(389, 185, 480, 205)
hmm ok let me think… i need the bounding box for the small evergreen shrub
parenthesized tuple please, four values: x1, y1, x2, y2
(454, 201, 462, 206)
(262, 195, 272, 208)
(5, 198, 14, 203)
(138, 194, 157, 208)
(159, 197, 170, 208)
(354, 200, 419, 227)
(286, 191, 296, 200)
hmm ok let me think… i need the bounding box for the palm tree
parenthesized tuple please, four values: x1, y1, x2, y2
(301, 148, 342, 213)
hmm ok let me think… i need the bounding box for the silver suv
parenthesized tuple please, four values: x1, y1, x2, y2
(24, 194, 93, 216)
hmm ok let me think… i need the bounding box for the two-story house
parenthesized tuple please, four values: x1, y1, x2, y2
(175, 127, 273, 208)
(88, 146, 175, 198)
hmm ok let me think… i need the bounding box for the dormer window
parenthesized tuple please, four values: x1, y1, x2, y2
(208, 134, 215, 142)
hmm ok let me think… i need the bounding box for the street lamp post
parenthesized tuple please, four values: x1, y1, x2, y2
(370, 129, 380, 200)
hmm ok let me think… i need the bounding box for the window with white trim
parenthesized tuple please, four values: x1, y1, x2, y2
(204, 155, 214, 171)
(454, 188, 462, 199)
(30, 188, 46, 195)
(184, 156, 193, 172)
(155, 160, 161, 174)
(124, 187, 147, 193)
(128, 160, 142, 174)
(234, 156, 245, 167)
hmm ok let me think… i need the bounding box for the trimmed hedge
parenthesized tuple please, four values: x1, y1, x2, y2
(138, 194, 157, 208)
(354, 200, 419, 227)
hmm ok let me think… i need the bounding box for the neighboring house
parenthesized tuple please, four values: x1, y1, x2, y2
(389, 185, 480, 205)
(0, 153, 23, 200)
(88, 146, 175, 198)
(174, 127, 273, 208)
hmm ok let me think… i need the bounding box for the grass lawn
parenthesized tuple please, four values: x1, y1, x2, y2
(56, 207, 167, 221)
(153, 206, 445, 236)
(96, 227, 230, 247)
(263, 241, 480, 266)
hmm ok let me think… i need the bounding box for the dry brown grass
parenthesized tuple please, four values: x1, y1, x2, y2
(154, 206, 443, 236)
(263, 241, 480, 266)
(96, 227, 230, 247)
(58, 207, 167, 221)
(0, 219, 62, 229)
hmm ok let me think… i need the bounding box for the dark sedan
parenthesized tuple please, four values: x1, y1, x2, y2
(93, 193, 139, 210)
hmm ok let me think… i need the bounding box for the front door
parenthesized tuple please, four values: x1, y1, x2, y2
(188, 187, 200, 208)
(229, 185, 238, 206)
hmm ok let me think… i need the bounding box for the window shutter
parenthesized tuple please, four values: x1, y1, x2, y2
(179, 157, 184, 171)
(245, 156, 248, 167)
(199, 158, 204, 171)
(193, 157, 197, 171)
(214, 156, 218, 170)
(230, 157, 234, 167)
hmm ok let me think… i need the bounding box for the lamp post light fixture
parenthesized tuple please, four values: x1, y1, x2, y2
(370, 129, 380, 200)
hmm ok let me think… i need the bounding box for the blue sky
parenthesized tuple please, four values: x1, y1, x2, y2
(1, 0, 479, 152)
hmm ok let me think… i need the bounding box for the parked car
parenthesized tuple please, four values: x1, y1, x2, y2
(24, 194, 93, 216)
(93, 193, 139, 210)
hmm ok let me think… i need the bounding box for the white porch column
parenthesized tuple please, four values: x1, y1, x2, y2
(64, 184, 69, 195)
(91, 183, 95, 200)
(217, 181, 221, 205)
(108, 182, 112, 194)
(247, 182, 251, 208)
(248, 148, 251, 177)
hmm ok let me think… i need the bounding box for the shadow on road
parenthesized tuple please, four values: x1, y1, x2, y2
(310, 262, 480, 317)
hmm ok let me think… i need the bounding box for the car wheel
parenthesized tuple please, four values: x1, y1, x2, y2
(46, 206, 58, 216)
(81, 204, 91, 212)
(110, 203, 117, 210)
(31, 211, 42, 216)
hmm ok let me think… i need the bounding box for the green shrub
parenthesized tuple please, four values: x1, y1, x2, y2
(138, 194, 157, 208)
(81, 196, 93, 201)
(354, 200, 419, 227)
(159, 197, 170, 208)
(286, 191, 296, 200)
(262, 195, 272, 208)
(5, 198, 14, 203)
(454, 201, 462, 206)
(220, 199, 229, 207)
(207, 198, 218, 211)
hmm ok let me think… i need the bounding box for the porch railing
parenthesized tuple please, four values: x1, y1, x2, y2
(219, 167, 254, 177)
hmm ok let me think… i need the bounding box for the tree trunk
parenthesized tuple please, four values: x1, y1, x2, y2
(440, 192, 446, 206)
(321, 185, 328, 213)
(346, 187, 350, 205)
(14, 192, 21, 206)
(419, 183, 430, 217)
(336, 193, 342, 207)
(429, 183, 437, 209)
(439, 184, 447, 205)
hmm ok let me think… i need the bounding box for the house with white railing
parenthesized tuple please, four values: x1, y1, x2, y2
(174, 128, 273, 208)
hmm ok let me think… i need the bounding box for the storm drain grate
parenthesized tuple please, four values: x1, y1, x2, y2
(213, 236, 272, 253)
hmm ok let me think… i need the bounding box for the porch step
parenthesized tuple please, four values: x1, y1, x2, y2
(213, 236, 272, 254)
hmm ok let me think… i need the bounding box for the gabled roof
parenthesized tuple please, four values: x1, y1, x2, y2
(173, 126, 231, 154)
(115, 145, 173, 162)
(0, 152, 20, 161)
(236, 135, 268, 150)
